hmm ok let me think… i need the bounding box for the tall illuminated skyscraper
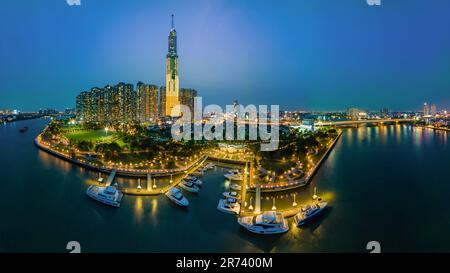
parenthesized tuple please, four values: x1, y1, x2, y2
(165, 14, 180, 117)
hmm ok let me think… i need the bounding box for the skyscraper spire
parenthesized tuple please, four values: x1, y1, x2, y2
(165, 13, 180, 117)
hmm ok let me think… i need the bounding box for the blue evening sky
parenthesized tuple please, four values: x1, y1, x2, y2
(1, 0, 450, 111)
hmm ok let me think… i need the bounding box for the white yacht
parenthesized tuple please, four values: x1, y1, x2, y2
(205, 163, 215, 169)
(217, 198, 241, 215)
(229, 183, 242, 191)
(185, 176, 203, 186)
(165, 187, 189, 207)
(222, 191, 241, 200)
(86, 185, 123, 207)
(224, 169, 243, 181)
(192, 170, 203, 177)
(179, 180, 200, 193)
(238, 211, 289, 234)
(294, 201, 328, 226)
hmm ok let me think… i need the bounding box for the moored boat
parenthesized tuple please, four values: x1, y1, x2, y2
(192, 170, 203, 177)
(179, 180, 200, 193)
(86, 185, 123, 207)
(222, 191, 241, 200)
(185, 175, 203, 186)
(217, 198, 241, 215)
(224, 169, 243, 181)
(238, 211, 289, 234)
(229, 183, 242, 191)
(294, 201, 328, 226)
(165, 187, 189, 206)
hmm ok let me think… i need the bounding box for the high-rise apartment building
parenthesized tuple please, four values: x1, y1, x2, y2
(423, 102, 430, 116)
(179, 88, 197, 114)
(137, 82, 159, 123)
(116, 82, 136, 124)
(431, 104, 437, 116)
(76, 83, 136, 125)
(159, 86, 166, 117)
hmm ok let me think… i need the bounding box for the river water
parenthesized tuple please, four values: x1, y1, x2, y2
(1, 118, 449, 252)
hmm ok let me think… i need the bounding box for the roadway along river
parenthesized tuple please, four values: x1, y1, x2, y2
(1, 118, 449, 252)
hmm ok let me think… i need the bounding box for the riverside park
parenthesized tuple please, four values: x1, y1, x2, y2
(35, 119, 340, 207)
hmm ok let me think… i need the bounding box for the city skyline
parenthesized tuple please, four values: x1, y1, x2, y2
(1, 1, 450, 111)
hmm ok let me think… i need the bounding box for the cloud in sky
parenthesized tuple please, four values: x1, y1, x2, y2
(66, 0, 81, 6)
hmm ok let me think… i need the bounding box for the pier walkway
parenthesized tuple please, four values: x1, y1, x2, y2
(105, 170, 117, 186)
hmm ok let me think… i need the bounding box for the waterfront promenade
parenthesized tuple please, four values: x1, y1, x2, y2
(247, 131, 342, 193)
(35, 131, 211, 195)
(35, 132, 207, 177)
(35, 126, 342, 201)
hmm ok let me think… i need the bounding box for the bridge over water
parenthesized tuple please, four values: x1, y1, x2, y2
(292, 118, 415, 127)
(236, 118, 415, 127)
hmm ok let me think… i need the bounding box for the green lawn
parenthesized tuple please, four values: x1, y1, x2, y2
(64, 130, 115, 143)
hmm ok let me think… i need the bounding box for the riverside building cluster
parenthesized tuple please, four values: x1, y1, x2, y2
(75, 15, 197, 125)
(75, 83, 197, 125)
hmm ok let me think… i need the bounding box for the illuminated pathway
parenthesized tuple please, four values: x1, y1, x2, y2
(105, 170, 116, 186)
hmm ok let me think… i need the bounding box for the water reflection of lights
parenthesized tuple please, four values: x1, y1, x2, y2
(289, 221, 302, 238)
(395, 124, 402, 144)
(356, 128, 365, 148)
(38, 150, 52, 168)
(151, 198, 158, 219)
(84, 179, 96, 187)
(134, 197, 144, 223)
(38, 150, 72, 173)
(347, 128, 354, 144)
(379, 125, 387, 145)
(413, 126, 423, 148)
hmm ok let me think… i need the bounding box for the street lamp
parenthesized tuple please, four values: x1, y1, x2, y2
(137, 179, 142, 192)
(312, 187, 318, 200)
(104, 127, 109, 136)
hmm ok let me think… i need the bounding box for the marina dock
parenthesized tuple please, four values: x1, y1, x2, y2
(105, 169, 117, 186)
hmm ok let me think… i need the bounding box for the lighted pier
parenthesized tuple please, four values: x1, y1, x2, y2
(105, 169, 117, 186)
(147, 173, 152, 191)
